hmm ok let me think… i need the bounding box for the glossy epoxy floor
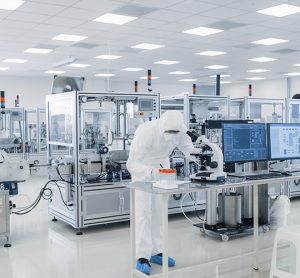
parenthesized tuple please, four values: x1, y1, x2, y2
(1, 177, 299, 278)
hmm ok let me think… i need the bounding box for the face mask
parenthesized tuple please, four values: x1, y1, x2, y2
(164, 133, 174, 142)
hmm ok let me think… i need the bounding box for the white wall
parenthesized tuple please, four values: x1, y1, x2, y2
(3, 74, 300, 109)
(221, 78, 288, 99)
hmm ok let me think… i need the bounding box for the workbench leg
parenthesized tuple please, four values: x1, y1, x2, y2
(253, 184, 259, 271)
(130, 189, 136, 278)
(162, 194, 169, 278)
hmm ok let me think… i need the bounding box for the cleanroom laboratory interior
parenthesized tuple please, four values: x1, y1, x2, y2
(2, 0, 300, 277)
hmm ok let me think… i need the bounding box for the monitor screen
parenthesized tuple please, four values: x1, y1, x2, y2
(267, 123, 300, 160)
(138, 99, 153, 111)
(223, 123, 267, 163)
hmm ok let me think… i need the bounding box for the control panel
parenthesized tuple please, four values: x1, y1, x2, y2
(136, 97, 159, 118)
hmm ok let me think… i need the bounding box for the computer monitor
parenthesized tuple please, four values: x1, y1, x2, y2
(222, 123, 267, 163)
(267, 123, 300, 160)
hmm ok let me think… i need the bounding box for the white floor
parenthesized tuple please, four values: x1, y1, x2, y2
(0, 176, 299, 278)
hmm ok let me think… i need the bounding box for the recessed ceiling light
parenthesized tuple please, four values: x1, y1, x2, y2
(284, 72, 300, 76)
(67, 63, 91, 68)
(169, 71, 190, 75)
(257, 4, 300, 17)
(52, 34, 88, 42)
(0, 0, 24, 10)
(121, 68, 144, 71)
(209, 74, 231, 78)
(246, 77, 265, 80)
(94, 54, 122, 60)
(24, 48, 53, 54)
(0, 67, 8, 71)
(247, 69, 270, 73)
(3, 59, 27, 63)
(140, 76, 159, 80)
(183, 26, 223, 36)
(252, 38, 288, 45)
(95, 73, 115, 77)
(154, 60, 180, 65)
(204, 65, 228, 69)
(248, 57, 278, 62)
(45, 70, 66, 74)
(93, 13, 138, 25)
(131, 43, 165, 50)
(293, 64, 300, 67)
(179, 79, 197, 82)
(196, 51, 226, 56)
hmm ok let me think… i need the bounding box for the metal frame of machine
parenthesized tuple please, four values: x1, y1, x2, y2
(0, 107, 26, 159)
(0, 189, 10, 247)
(25, 108, 47, 176)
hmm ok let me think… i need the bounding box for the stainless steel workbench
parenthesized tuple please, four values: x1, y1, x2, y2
(126, 173, 300, 278)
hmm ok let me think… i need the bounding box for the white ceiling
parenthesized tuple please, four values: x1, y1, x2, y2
(0, 0, 300, 85)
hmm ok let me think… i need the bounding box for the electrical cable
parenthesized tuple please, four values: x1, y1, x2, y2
(180, 193, 205, 225)
(56, 166, 74, 184)
(12, 179, 74, 215)
(189, 193, 205, 221)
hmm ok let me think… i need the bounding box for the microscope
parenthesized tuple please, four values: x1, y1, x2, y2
(188, 134, 226, 182)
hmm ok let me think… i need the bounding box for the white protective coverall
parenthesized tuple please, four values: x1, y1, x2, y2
(127, 110, 195, 259)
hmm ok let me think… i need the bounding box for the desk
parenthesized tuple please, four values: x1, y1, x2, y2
(126, 173, 300, 278)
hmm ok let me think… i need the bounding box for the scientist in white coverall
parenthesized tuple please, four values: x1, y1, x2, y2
(127, 110, 197, 275)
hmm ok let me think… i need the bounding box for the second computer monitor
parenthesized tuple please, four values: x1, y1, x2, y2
(223, 123, 267, 163)
(267, 123, 300, 160)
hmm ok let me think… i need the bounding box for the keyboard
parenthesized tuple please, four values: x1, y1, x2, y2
(245, 172, 284, 180)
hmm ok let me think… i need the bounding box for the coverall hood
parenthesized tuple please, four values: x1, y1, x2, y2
(159, 111, 187, 134)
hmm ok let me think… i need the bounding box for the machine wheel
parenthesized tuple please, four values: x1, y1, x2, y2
(4, 243, 11, 248)
(263, 225, 270, 233)
(221, 234, 229, 242)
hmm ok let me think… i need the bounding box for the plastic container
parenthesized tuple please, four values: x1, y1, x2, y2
(159, 169, 177, 185)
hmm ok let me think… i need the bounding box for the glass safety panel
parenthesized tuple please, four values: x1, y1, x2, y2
(249, 102, 284, 123)
(48, 95, 74, 145)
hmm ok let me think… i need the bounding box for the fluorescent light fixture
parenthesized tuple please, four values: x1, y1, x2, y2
(196, 51, 226, 56)
(45, 70, 66, 74)
(293, 64, 300, 67)
(67, 63, 91, 68)
(183, 26, 223, 36)
(179, 79, 197, 82)
(257, 4, 300, 17)
(0, 0, 24, 10)
(252, 38, 288, 45)
(247, 69, 270, 73)
(0, 67, 8, 71)
(154, 60, 180, 65)
(204, 65, 228, 69)
(52, 34, 88, 42)
(131, 43, 165, 50)
(121, 68, 144, 71)
(246, 77, 265, 80)
(3, 59, 27, 63)
(248, 57, 277, 62)
(284, 72, 300, 76)
(94, 54, 122, 60)
(169, 71, 190, 75)
(140, 76, 159, 80)
(209, 74, 231, 78)
(95, 73, 115, 77)
(93, 13, 137, 25)
(24, 48, 53, 54)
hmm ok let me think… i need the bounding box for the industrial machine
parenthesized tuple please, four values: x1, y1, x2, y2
(0, 108, 26, 158)
(0, 149, 30, 247)
(25, 108, 47, 176)
(285, 99, 300, 197)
